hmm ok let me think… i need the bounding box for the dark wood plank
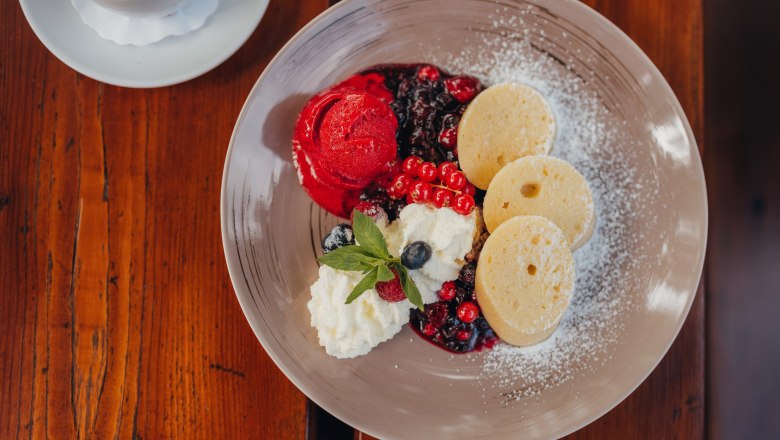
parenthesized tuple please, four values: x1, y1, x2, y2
(704, 1, 780, 439)
(563, 0, 705, 438)
(0, 0, 329, 438)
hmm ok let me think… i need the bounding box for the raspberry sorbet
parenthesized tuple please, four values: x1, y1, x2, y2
(292, 76, 399, 218)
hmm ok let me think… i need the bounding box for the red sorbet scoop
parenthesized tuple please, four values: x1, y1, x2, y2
(332, 72, 394, 104)
(292, 81, 398, 218)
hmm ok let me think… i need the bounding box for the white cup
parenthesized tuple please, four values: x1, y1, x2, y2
(90, 0, 191, 18)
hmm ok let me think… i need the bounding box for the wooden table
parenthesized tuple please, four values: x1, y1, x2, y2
(0, 0, 703, 438)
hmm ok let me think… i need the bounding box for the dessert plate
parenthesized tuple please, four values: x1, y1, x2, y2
(221, 0, 707, 438)
(20, 0, 269, 88)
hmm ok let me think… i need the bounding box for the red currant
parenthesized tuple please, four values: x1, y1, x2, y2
(462, 182, 476, 197)
(437, 162, 458, 182)
(409, 181, 433, 204)
(456, 329, 472, 341)
(446, 170, 467, 191)
(422, 323, 437, 336)
(389, 174, 413, 195)
(402, 156, 423, 176)
(437, 281, 457, 301)
(417, 65, 440, 82)
(453, 193, 475, 215)
(438, 127, 458, 150)
(387, 185, 404, 200)
(444, 76, 480, 103)
(431, 188, 454, 208)
(417, 162, 438, 182)
(456, 301, 479, 323)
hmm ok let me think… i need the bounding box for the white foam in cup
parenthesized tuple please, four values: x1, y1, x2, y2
(90, 0, 191, 17)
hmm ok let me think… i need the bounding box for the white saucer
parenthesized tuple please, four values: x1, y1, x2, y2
(20, 0, 270, 88)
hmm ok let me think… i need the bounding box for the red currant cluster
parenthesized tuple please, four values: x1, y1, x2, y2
(387, 156, 476, 215)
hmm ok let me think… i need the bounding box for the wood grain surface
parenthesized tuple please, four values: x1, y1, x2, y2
(0, 1, 327, 438)
(0, 0, 703, 439)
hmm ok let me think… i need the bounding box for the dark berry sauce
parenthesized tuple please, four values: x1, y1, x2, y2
(410, 263, 499, 354)
(363, 64, 480, 164)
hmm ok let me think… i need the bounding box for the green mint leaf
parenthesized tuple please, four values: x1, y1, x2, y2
(345, 267, 379, 304)
(395, 264, 423, 310)
(376, 264, 395, 282)
(351, 210, 391, 260)
(318, 245, 383, 272)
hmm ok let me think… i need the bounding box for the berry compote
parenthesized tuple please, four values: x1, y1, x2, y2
(345, 64, 485, 221)
(410, 263, 499, 354)
(344, 64, 498, 353)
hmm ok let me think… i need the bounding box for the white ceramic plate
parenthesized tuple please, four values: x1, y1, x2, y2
(20, 0, 269, 88)
(221, 0, 707, 438)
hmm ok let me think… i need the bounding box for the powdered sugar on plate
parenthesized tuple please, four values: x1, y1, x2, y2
(426, 13, 654, 402)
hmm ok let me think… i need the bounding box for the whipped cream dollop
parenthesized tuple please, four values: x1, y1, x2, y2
(308, 204, 477, 358)
(383, 204, 477, 304)
(308, 265, 413, 358)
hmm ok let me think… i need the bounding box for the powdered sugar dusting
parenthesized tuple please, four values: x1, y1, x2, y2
(426, 12, 654, 402)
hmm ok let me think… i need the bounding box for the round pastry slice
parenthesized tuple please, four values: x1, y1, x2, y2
(483, 155, 595, 249)
(475, 216, 574, 346)
(457, 83, 556, 189)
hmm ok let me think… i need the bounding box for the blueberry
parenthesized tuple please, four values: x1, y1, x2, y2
(401, 241, 432, 270)
(321, 224, 354, 253)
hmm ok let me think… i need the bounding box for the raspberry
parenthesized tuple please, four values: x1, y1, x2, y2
(426, 302, 449, 327)
(375, 269, 406, 302)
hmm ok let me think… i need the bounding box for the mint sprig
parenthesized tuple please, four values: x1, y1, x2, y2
(317, 246, 379, 272)
(317, 210, 424, 310)
(350, 208, 392, 259)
